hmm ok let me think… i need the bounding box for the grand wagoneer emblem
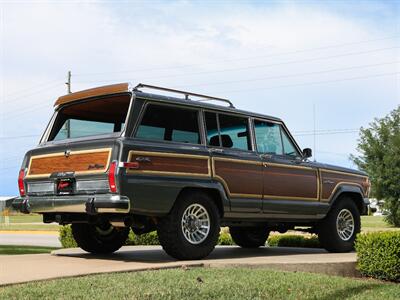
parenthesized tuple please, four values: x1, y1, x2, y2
(64, 150, 71, 158)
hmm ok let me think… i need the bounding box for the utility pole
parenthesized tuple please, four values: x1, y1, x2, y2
(66, 71, 71, 94)
(313, 103, 316, 162)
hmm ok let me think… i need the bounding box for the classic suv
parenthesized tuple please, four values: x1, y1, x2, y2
(13, 83, 370, 260)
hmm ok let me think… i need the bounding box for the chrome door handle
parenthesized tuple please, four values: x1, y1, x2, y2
(209, 148, 224, 153)
(135, 156, 151, 162)
(260, 154, 272, 159)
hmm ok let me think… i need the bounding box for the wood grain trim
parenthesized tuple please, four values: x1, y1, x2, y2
(263, 162, 320, 201)
(54, 83, 130, 107)
(26, 148, 112, 179)
(319, 168, 368, 179)
(126, 151, 211, 178)
(321, 181, 365, 202)
(211, 157, 263, 199)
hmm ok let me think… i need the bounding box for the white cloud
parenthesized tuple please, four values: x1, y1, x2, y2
(0, 0, 399, 194)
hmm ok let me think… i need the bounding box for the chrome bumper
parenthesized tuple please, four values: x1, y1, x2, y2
(12, 194, 130, 214)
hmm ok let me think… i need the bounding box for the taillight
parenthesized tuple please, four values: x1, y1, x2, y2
(108, 161, 117, 193)
(18, 169, 26, 197)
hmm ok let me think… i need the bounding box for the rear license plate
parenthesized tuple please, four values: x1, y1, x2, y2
(56, 178, 75, 195)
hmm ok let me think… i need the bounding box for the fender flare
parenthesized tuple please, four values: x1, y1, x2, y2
(329, 183, 368, 214)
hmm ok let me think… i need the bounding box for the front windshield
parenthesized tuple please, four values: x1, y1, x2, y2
(47, 94, 131, 142)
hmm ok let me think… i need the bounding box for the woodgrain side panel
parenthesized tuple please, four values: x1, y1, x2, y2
(213, 158, 263, 198)
(127, 151, 211, 177)
(27, 149, 111, 178)
(263, 164, 319, 200)
(320, 170, 368, 201)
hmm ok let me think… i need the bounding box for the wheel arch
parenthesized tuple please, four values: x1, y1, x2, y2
(177, 184, 229, 217)
(330, 184, 367, 215)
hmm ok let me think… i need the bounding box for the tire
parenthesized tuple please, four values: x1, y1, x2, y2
(318, 197, 360, 252)
(71, 222, 129, 254)
(229, 226, 269, 248)
(157, 191, 220, 260)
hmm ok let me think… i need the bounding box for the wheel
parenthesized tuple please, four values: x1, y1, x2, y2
(318, 197, 360, 252)
(229, 226, 269, 248)
(71, 222, 129, 254)
(156, 191, 220, 260)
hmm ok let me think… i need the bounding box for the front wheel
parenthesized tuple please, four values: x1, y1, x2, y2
(157, 191, 220, 260)
(71, 222, 129, 254)
(318, 198, 360, 252)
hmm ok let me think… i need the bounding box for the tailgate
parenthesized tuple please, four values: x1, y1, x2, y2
(26, 148, 112, 179)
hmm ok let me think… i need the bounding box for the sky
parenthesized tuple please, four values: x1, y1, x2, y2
(0, 0, 399, 196)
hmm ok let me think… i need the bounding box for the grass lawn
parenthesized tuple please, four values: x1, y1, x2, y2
(0, 245, 58, 255)
(0, 268, 398, 300)
(361, 216, 399, 232)
(0, 213, 59, 231)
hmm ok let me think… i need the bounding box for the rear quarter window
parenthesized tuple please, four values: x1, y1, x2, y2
(135, 103, 201, 144)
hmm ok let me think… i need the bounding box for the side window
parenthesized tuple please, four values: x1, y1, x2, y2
(254, 120, 283, 155)
(135, 104, 200, 144)
(205, 112, 220, 146)
(218, 114, 251, 151)
(281, 128, 299, 157)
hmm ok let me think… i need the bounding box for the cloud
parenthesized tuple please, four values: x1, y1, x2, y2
(0, 0, 399, 195)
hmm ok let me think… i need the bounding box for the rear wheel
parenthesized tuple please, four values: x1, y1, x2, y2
(318, 197, 360, 252)
(229, 226, 269, 248)
(157, 191, 220, 260)
(71, 222, 129, 254)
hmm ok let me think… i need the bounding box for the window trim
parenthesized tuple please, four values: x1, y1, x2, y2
(203, 109, 255, 152)
(45, 93, 133, 143)
(132, 101, 204, 146)
(252, 117, 302, 158)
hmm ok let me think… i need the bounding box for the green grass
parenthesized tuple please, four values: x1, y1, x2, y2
(361, 216, 399, 232)
(0, 245, 58, 255)
(0, 268, 398, 299)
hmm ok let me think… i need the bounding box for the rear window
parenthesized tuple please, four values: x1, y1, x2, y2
(48, 94, 130, 141)
(135, 104, 200, 144)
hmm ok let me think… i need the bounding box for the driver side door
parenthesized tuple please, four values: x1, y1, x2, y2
(253, 119, 321, 217)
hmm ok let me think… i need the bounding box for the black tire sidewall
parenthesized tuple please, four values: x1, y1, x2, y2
(319, 199, 360, 252)
(157, 192, 220, 260)
(176, 193, 220, 253)
(72, 223, 129, 254)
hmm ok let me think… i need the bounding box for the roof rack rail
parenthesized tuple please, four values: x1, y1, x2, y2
(133, 83, 235, 108)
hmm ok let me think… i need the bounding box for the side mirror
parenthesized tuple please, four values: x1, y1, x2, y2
(302, 148, 312, 159)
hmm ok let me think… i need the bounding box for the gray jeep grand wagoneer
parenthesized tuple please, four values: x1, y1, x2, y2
(13, 83, 370, 260)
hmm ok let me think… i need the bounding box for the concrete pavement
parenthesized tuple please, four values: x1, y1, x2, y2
(0, 231, 61, 247)
(0, 246, 358, 286)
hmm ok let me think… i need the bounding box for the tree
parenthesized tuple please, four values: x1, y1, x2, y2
(351, 106, 400, 227)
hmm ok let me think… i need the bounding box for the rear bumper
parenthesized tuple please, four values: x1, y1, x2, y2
(12, 194, 130, 214)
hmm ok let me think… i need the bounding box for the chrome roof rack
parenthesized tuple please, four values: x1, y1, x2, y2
(133, 83, 235, 108)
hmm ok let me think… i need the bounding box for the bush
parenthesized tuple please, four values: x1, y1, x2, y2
(126, 231, 159, 246)
(59, 225, 77, 248)
(218, 232, 234, 245)
(267, 234, 320, 248)
(355, 231, 400, 282)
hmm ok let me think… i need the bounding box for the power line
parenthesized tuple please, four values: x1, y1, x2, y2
(75, 46, 400, 85)
(172, 61, 399, 89)
(74, 35, 400, 77)
(216, 71, 400, 94)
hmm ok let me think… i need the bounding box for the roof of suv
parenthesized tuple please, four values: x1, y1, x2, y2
(54, 82, 282, 122)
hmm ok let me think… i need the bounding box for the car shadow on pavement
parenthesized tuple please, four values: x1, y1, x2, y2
(53, 246, 329, 263)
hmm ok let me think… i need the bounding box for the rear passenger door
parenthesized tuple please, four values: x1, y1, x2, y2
(253, 119, 320, 217)
(122, 102, 211, 214)
(205, 111, 263, 213)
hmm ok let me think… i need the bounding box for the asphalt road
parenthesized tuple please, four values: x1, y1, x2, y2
(0, 232, 61, 247)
